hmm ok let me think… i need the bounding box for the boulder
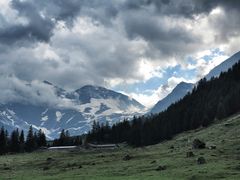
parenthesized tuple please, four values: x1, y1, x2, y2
(46, 157, 54, 162)
(150, 160, 156, 164)
(186, 151, 195, 158)
(156, 165, 167, 171)
(208, 145, 216, 150)
(123, 154, 132, 161)
(43, 166, 50, 171)
(192, 139, 206, 149)
(3, 167, 11, 170)
(197, 157, 206, 165)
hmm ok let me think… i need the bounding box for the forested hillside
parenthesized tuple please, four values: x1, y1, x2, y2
(87, 62, 240, 146)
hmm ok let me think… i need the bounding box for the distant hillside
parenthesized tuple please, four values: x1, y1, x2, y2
(150, 51, 240, 114)
(150, 82, 194, 114)
(205, 51, 240, 80)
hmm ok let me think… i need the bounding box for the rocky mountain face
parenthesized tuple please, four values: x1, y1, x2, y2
(0, 82, 145, 139)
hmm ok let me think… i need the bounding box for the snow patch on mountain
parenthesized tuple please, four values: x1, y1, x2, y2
(56, 111, 63, 122)
(0, 83, 145, 139)
(42, 109, 48, 115)
(66, 116, 75, 124)
(41, 116, 48, 121)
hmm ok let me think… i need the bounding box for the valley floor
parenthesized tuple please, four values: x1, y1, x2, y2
(1, 114, 240, 180)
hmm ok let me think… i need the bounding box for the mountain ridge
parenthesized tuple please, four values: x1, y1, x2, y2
(0, 83, 145, 139)
(150, 82, 194, 114)
(150, 51, 240, 114)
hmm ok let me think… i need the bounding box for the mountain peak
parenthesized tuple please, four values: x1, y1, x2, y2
(150, 82, 194, 114)
(205, 51, 240, 80)
(173, 82, 194, 92)
(43, 80, 53, 85)
(177, 81, 192, 87)
(79, 85, 106, 91)
(150, 51, 240, 115)
(74, 85, 145, 109)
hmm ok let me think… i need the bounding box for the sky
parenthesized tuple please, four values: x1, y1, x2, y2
(0, 0, 240, 108)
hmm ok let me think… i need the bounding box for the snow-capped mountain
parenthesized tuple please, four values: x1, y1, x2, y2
(0, 83, 145, 139)
(150, 82, 194, 114)
(150, 51, 240, 114)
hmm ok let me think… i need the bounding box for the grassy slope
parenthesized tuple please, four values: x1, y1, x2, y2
(0, 114, 240, 180)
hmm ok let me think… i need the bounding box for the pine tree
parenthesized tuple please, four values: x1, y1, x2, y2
(41, 130, 47, 147)
(65, 130, 71, 145)
(5, 129, 9, 152)
(10, 129, 20, 152)
(74, 136, 82, 146)
(34, 132, 38, 148)
(216, 101, 226, 119)
(25, 126, 36, 152)
(0, 127, 7, 155)
(19, 130, 25, 152)
(37, 129, 47, 147)
(59, 129, 66, 146)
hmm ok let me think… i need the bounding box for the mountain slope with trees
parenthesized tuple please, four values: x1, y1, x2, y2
(150, 51, 240, 114)
(87, 61, 240, 146)
(150, 82, 194, 114)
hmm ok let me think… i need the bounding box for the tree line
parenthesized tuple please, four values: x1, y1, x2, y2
(0, 126, 46, 155)
(52, 129, 82, 146)
(87, 61, 240, 146)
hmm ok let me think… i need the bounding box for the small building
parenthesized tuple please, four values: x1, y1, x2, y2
(87, 143, 118, 149)
(48, 146, 78, 150)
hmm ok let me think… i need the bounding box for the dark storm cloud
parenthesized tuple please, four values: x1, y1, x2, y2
(0, 0, 240, 106)
(0, 22, 53, 44)
(0, 0, 84, 45)
(35, 0, 83, 25)
(124, 0, 240, 17)
(1, 0, 119, 45)
(122, 10, 200, 58)
(0, 0, 55, 44)
(2, 0, 240, 46)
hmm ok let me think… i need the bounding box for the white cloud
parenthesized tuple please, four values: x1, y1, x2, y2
(0, 75, 78, 110)
(187, 50, 229, 79)
(0, 0, 239, 108)
(0, 0, 28, 26)
(129, 76, 193, 108)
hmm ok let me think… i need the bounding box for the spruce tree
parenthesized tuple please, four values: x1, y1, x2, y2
(37, 129, 47, 147)
(0, 127, 7, 155)
(65, 130, 70, 145)
(25, 126, 36, 152)
(59, 129, 66, 146)
(34, 132, 38, 148)
(10, 129, 20, 152)
(19, 130, 25, 152)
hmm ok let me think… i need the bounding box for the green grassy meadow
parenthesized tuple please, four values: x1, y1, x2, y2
(1, 114, 240, 180)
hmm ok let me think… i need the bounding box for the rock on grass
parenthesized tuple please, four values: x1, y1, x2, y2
(192, 139, 206, 149)
(156, 165, 167, 171)
(197, 157, 206, 165)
